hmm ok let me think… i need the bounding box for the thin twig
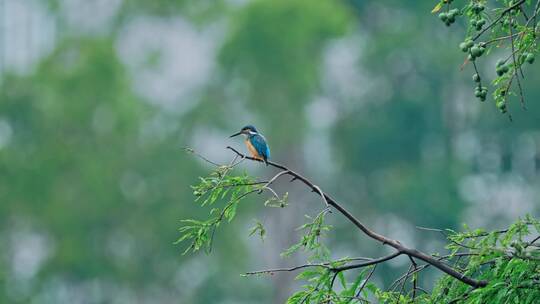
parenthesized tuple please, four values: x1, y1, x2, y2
(259, 170, 290, 193)
(183, 147, 222, 166)
(313, 184, 331, 211)
(416, 226, 478, 250)
(525, 235, 540, 248)
(509, 17, 526, 108)
(408, 256, 418, 300)
(483, 31, 523, 45)
(356, 265, 377, 298)
(395, 263, 414, 303)
(332, 251, 402, 272)
(245, 254, 395, 276)
(473, 0, 526, 41)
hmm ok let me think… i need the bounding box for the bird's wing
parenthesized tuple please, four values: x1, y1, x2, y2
(250, 134, 270, 160)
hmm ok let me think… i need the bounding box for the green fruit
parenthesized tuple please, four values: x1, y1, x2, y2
(471, 19, 477, 27)
(475, 20, 485, 30)
(474, 87, 487, 101)
(449, 8, 459, 16)
(526, 53, 535, 64)
(459, 42, 468, 52)
(468, 54, 475, 61)
(481, 91, 487, 99)
(472, 73, 480, 82)
(496, 59, 505, 67)
(465, 40, 474, 48)
(478, 46, 485, 56)
(496, 65, 509, 76)
(473, 3, 485, 13)
(448, 15, 455, 23)
(439, 12, 448, 21)
(471, 46, 482, 57)
(497, 100, 507, 113)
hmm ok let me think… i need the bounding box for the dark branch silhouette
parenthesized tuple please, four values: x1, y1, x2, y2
(226, 146, 488, 288)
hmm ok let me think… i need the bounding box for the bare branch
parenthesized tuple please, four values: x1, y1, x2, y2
(332, 251, 402, 272)
(183, 147, 222, 167)
(226, 146, 488, 288)
(356, 264, 377, 298)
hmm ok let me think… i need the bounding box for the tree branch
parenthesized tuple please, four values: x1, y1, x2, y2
(473, 0, 526, 41)
(332, 251, 402, 272)
(226, 146, 488, 288)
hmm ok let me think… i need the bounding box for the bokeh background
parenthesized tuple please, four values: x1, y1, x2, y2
(1, 0, 540, 303)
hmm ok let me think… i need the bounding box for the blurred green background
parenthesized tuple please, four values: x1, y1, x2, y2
(1, 0, 540, 303)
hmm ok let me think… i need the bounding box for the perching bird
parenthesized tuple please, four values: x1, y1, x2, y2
(230, 125, 270, 165)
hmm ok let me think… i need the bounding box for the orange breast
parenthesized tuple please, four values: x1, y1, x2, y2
(245, 139, 262, 160)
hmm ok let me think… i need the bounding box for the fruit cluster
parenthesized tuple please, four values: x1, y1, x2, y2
(433, 0, 539, 116)
(439, 8, 460, 26)
(471, 17, 486, 31)
(520, 52, 535, 64)
(459, 39, 486, 61)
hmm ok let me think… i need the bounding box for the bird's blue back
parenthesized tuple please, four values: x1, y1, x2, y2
(249, 133, 270, 160)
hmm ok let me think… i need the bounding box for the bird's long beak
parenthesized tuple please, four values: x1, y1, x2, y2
(229, 131, 242, 138)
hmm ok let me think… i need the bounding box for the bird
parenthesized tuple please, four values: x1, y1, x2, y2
(230, 125, 270, 165)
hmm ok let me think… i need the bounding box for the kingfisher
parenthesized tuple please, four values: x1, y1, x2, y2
(230, 125, 270, 165)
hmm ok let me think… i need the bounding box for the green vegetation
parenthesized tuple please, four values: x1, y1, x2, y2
(180, 158, 540, 303)
(433, 0, 539, 116)
(1, 0, 540, 303)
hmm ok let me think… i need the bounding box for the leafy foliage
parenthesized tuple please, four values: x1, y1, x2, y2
(423, 216, 540, 303)
(180, 167, 540, 303)
(281, 210, 332, 260)
(433, 0, 540, 116)
(175, 165, 260, 254)
(175, 161, 290, 254)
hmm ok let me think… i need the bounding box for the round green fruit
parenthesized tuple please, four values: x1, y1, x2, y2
(439, 12, 448, 21)
(526, 53, 535, 64)
(470, 46, 482, 57)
